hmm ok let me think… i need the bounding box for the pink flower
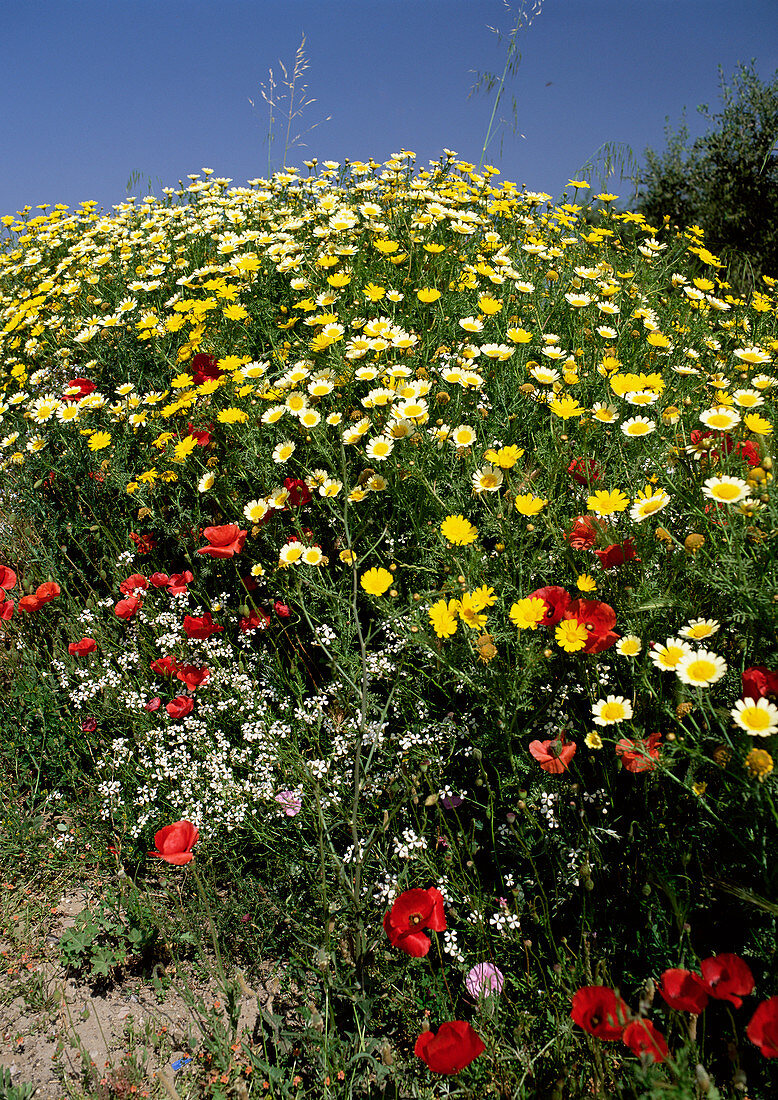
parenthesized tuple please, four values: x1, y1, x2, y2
(465, 962, 504, 999)
(275, 790, 303, 816)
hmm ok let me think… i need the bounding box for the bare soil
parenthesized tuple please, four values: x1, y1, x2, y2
(1, 889, 282, 1099)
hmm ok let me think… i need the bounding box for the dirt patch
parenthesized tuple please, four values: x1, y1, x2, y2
(0, 890, 283, 1098)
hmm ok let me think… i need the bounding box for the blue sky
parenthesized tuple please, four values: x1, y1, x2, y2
(3, 0, 777, 217)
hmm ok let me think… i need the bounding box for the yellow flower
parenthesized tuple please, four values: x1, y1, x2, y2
(469, 584, 497, 609)
(507, 327, 532, 343)
(744, 747, 773, 781)
(744, 412, 773, 435)
(646, 331, 670, 348)
(555, 619, 588, 652)
(339, 549, 356, 565)
(587, 488, 629, 516)
(576, 574, 597, 593)
(509, 596, 546, 630)
(458, 593, 488, 631)
(514, 493, 547, 516)
(478, 294, 502, 315)
(441, 514, 478, 545)
(360, 567, 393, 596)
(429, 598, 460, 638)
(217, 407, 249, 425)
(585, 731, 603, 749)
(484, 445, 524, 468)
(172, 434, 198, 463)
(87, 431, 112, 451)
(416, 288, 442, 303)
(549, 395, 585, 419)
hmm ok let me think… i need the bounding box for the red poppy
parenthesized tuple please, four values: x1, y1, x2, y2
(414, 1021, 485, 1075)
(196, 524, 247, 559)
(274, 600, 291, 619)
(571, 986, 628, 1040)
(736, 439, 761, 467)
(527, 585, 570, 627)
(68, 638, 97, 657)
(747, 996, 778, 1058)
(144, 697, 161, 712)
(383, 887, 446, 957)
(81, 718, 97, 733)
(529, 736, 577, 774)
(149, 572, 170, 587)
(622, 1019, 668, 1063)
(0, 565, 17, 590)
(19, 582, 61, 612)
(594, 539, 640, 570)
(182, 612, 223, 639)
(563, 598, 618, 654)
(742, 666, 778, 703)
(115, 595, 143, 620)
(176, 664, 210, 691)
(166, 696, 194, 720)
(700, 953, 754, 1008)
(129, 531, 157, 554)
(688, 429, 734, 463)
(565, 515, 605, 550)
(284, 478, 312, 507)
(119, 573, 149, 595)
(149, 820, 199, 865)
(167, 570, 194, 595)
(658, 969, 709, 1014)
(150, 656, 179, 676)
(568, 457, 602, 485)
(36, 581, 61, 604)
(0, 599, 14, 620)
(186, 422, 212, 447)
(190, 353, 223, 386)
(615, 732, 662, 773)
(61, 377, 96, 402)
(239, 608, 271, 633)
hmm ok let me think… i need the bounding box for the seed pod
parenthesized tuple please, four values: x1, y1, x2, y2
(684, 533, 705, 554)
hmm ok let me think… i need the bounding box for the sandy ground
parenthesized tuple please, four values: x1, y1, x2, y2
(0, 888, 282, 1099)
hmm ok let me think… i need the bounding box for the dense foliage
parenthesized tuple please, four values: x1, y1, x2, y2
(638, 61, 778, 292)
(1, 152, 777, 1098)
